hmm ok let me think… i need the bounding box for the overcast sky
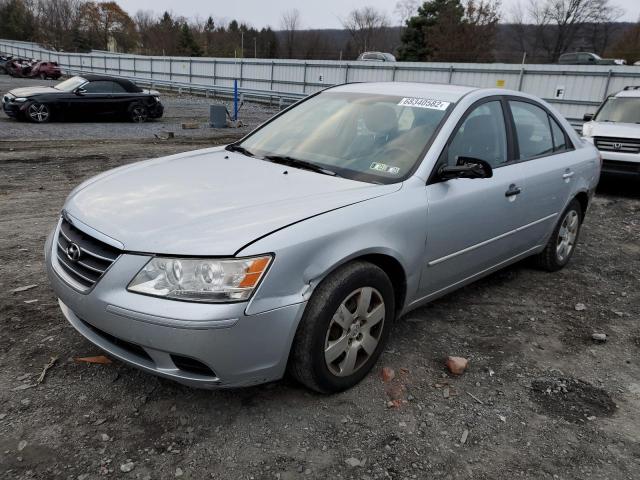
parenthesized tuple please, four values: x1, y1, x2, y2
(118, 0, 640, 28)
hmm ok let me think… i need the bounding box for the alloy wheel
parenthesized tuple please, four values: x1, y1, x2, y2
(324, 287, 385, 377)
(131, 106, 147, 123)
(28, 103, 49, 122)
(556, 209, 579, 262)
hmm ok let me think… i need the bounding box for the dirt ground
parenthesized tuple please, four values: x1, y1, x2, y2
(1, 76, 639, 480)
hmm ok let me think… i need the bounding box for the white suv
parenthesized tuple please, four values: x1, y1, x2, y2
(582, 86, 640, 176)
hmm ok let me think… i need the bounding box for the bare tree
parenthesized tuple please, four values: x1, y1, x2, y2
(280, 8, 300, 58)
(342, 6, 390, 54)
(394, 0, 418, 27)
(527, 0, 623, 62)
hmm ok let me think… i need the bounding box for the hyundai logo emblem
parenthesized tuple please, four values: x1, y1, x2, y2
(66, 243, 81, 262)
(613, 142, 622, 150)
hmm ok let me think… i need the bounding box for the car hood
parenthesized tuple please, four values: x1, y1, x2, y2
(586, 121, 640, 138)
(64, 147, 400, 256)
(8, 86, 59, 97)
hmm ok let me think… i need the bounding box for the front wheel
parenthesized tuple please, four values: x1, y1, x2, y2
(535, 199, 583, 271)
(289, 261, 395, 393)
(26, 102, 51, 123)
(129, 103, 148, 123)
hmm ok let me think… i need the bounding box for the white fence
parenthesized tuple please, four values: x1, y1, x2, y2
(3, 38, 640, 121)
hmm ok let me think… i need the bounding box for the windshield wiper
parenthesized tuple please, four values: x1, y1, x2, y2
(264, 155, 338, 177)
(225, 144, 255, 157)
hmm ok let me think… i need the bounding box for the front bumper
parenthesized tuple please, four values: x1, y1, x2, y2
(2, 100, 20, 118)
(45, 228, 306, 389)
(149, 102, 164, 118)
(589, 143, 640, 176)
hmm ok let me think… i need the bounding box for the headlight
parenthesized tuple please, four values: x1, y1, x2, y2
(127, 255, 272, 302)
(13, 97, 28, 103)
(582, 122, 593, 137)
(153, 96, 160, 102)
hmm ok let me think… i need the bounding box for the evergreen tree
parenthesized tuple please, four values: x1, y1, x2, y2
(178, 22, 202, 56)
(397, 0, 464, 61)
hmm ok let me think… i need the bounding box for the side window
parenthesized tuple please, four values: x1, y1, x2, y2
(83, 81, 113, 93)
(549, 116, 567, 152)
(509, 101, 554, 160)
(447, 100, 508, 168)
(111, 82, 127, 93)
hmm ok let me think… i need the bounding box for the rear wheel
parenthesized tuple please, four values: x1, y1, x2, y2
(129, 103, 148, 123)
(26, 102, 51, 123)
(535, 199, 582, 271)
(289, 261, 395, 393)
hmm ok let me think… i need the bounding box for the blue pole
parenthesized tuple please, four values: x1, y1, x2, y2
(233, 79, 238, 121)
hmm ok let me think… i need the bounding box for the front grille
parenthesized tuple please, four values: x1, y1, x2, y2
(594, 136, 640, 154)
(56, 218, 121, 290)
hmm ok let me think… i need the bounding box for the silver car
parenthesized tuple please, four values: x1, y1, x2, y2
(45, 82, 601, 393)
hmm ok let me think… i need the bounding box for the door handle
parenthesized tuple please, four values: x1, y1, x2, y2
(562, 171, 575, 179)
(505, 184, 521, 197)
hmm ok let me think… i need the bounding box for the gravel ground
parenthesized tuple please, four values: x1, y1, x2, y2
(1, 74, 640, 480)
(0, 76, 277, 140)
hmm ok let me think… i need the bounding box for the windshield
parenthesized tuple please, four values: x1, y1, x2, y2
(594, 97, 640, 123)
(238, 91, 451, 183)
(54, 76, 86, 92)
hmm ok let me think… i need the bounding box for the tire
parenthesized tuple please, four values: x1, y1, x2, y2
(129, 103, 148, 123)
(535, 199, 583, 272)
(25, 102, 51, 123)
(289, 261, 395, 393)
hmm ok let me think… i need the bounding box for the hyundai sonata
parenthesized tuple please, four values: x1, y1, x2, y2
(45, 82, 600, 392)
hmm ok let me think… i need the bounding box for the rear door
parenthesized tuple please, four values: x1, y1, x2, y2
(421, 98, 528, 297)
(504, 99, 583, 247)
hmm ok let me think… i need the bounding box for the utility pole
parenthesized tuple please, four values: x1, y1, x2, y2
(254, 37, 257, 58)
(241, 32, 244, 58)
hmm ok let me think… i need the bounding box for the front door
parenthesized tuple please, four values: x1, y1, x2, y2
(420, 99, 528, 297)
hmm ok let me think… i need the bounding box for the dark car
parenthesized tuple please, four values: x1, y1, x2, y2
(30, 61, 62, 80)
(2, 74, 164, 123)
(0, 55, 11, 74)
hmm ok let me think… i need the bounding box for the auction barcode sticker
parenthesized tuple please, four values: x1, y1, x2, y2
(398, 97, 450, 110)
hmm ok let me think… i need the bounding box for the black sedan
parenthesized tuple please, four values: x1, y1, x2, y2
(2, 74, 164, 123)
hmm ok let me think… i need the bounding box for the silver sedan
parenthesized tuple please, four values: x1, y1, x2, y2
(45, 82, 601, 392)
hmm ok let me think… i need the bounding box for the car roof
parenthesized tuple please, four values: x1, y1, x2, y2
(328, 82, 477, 103)
(79, 74, 142, 93)
(614, 87, 640, 98)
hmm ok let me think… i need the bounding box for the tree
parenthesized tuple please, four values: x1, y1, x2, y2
(178, 22, 202, 56)
(342, 6, 390, 54)
(394, 0, 419, 27)
(397, 0, 500, 62)
(78, 1, 136, 51)
(398, 0, 464, 60)
(33, 0, 84, 51)
(524, 0, 623, 62)
(607, 21, 640, 64)
(280, 8, 300, 58)
(0, 0, 36, 41)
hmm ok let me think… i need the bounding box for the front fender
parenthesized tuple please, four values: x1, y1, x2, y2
(239, 178, 429, 316)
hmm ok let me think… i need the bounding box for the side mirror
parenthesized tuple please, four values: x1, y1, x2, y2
(75, 88, 86, 95)
(583, 113, 594, 121)
(438, 157, 493, 180)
